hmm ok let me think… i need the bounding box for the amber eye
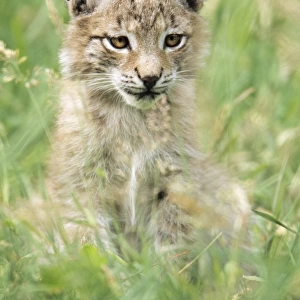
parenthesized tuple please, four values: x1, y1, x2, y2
(110, 36, 129, 49)
(165, 34, 182, 48)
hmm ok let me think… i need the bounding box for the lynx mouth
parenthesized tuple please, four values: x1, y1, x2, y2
(123, 89, 163, 101)
(136, 91, 160, 101)
(124, 89, 159, 99)
(120, 88, 166, 109)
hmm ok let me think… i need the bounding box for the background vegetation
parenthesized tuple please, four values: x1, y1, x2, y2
(1, 0, 300, 298)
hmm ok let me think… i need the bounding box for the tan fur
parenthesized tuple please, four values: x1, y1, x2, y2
(45, 0, 250, 251)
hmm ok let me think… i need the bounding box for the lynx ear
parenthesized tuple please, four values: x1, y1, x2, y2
(65, 0, 100, 17)
(180, 0, 204, 12)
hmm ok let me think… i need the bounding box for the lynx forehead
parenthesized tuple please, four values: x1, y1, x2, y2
(61, 0, 205, 109)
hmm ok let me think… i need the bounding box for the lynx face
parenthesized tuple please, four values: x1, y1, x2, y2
(62, 0, 205, 109)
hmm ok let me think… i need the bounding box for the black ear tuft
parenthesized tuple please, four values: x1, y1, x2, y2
(66, 0, 100, 17)
(182, 0, 204, 12)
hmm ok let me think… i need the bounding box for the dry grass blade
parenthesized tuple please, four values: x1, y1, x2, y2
(45, 0, 65, 36)
(178, 233, 223, 274)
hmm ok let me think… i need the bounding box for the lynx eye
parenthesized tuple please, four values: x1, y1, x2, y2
(165, 34, 183, 48)
(110, 36, 129, 49)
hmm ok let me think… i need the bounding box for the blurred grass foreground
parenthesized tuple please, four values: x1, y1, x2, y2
(1, 0, 300, 299)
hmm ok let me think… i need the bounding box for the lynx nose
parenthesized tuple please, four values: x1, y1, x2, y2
(141, 75, 159, 90)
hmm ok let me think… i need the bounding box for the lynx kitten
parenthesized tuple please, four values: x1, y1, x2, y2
(47, 0, 250, 252)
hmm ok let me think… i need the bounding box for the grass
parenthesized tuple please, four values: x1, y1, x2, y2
(1, 0, 300, 299)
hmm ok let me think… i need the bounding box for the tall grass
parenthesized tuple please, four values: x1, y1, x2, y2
(1, 0, 300, 298)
